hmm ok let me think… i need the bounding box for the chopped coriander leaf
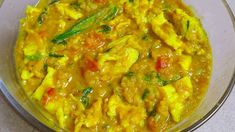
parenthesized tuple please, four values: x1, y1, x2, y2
(147, 51, 152, 58)
(43, 63, 48, 71)
(142, 34, 148, 40)
(80, 96, 89, 108)
(71, 2, 80, 9)
(142, 89, 150, 100)
(49, 53, 64, 58)
(100, 25, 112, 33)
(49, 0, 60, 5)
(125, 71, 135, 77)
(171, 74, 181, 82)
(82, 87, 93, 96)
(80, 87, 93, 108)
(37, 8, 47, 25)
(156, 73, 169, 86)
(144, 72, 153, 82)
(25, 53, 43, 61)
(148, 104, 157, 117)
(186, 20, 190, 31)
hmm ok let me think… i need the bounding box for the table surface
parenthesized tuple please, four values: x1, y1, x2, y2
(0, 1, 235, 132)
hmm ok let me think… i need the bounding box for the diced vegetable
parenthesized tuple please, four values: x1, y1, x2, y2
(56, 107, 66, 128)
(84, 98, 103, 127)
(174, 76, 193, 99)
(85, 57, 99, 72)
(99, 47, 139, 78)
(44, 99, 60, 113)
(46, 88, 56, 96)
(98, 36, 139, 79)
(32, 67, 56, 100)
(170, 9, 207, 43)
(57, 55, 69, 66)
(107, 95, 147, 128)
(52, 5, 118, 44)
(25, 6, 41, 23)
(23, 43, 37, 56)
(159, 84, 183, 122)
(170, 102, 184, 122)
(107, 95, 121, 118)
(23, 32, 45, 61)
(155, 56, 170, 71)
(178, 55, 192, 70)
(158, 76, 193, 122)
(21, 69, 33, 80)
(151, 12, 183, 50)
(56, 3, 83, 20)
(37, 0, 60, 25)
(107, 35, 133, 49)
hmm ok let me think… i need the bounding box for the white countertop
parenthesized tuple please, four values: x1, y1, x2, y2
(0, 1, 234, 132)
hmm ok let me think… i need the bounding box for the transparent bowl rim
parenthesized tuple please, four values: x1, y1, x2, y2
(0, 0, 235, 131)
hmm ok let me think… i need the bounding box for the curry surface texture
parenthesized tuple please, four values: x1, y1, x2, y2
(15, 0, 212, 131)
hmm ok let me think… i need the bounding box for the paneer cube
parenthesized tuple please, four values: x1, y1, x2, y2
(178, 55, 192, 71)
(151, 12, 183, 50)
(32, 67, 56, 100)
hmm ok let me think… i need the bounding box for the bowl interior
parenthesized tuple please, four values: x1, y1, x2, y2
(0, 0, 235, 131)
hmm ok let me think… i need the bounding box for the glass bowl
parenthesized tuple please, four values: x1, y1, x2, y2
(0, 0, 234, 131)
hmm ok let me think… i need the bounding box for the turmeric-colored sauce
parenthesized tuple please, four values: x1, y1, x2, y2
(15, 0, 212, 131)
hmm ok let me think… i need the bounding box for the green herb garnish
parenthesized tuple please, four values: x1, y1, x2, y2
(142, 89, 150, 100)
(100, 25, 112, 33)
(52, 5, 118, 44)
(37, 8, 47, 25)
(49, 0, 60, 5)
(25, 53, 43, 61)
(80, 87, 93, 108)
(148, 105, 157, 117)
(125, 71, 135, 78)
(49, 53, 64, 58)
(71, 2, 80, 10)
(186, 20, 190, 31)
(144, 72, 153, 82)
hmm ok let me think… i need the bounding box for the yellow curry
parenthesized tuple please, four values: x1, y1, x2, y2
(15, 0, 212, 131)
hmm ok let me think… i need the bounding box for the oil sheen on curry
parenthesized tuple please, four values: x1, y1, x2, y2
(15, 0, 212, 131)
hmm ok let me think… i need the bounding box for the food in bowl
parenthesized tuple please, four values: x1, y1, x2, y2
(15, 0, 212, 131)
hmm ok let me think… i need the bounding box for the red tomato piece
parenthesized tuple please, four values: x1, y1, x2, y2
(85, 57, 99, 72)
(47, 88, 55, 96)
(41, 88, 56, 105)
(156, 56, 169, 71)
